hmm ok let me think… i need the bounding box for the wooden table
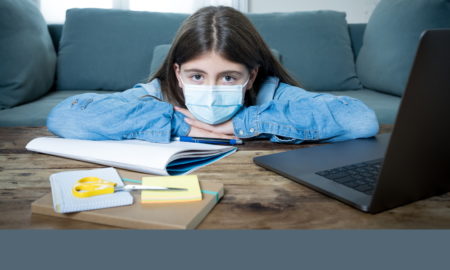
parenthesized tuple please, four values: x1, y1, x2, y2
(1, 126, 450, 229)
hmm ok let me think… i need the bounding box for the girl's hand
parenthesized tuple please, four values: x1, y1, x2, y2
(187, 126, 236, 139)
(174, 106, 237, 138)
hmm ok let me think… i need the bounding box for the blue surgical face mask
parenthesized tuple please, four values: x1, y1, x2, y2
(181, 77, 249, 125)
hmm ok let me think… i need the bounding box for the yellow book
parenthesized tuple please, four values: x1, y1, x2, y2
(141, 175, 202, 203)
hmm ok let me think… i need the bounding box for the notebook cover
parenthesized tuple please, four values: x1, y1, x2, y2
(31, 180, 224, 229)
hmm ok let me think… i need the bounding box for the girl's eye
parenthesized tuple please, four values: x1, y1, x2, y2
(191, 74, 203, 81)
(223, 75, 236, 83)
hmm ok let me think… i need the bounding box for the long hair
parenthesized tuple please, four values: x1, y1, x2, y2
(150, 6, 301, 107)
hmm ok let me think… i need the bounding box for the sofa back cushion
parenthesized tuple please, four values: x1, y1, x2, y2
(0, 0, 56, 109)
(248, 11, 362, 91)
(356, 0, 450, 97)
(57, 8, 187, 91)
(57, 9, 360, 92)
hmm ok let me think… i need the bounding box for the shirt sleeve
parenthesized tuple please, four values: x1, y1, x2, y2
(232, 84, 379, 144)
(47, 87, 190, 143)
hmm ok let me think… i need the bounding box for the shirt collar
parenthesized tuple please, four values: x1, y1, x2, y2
(255, 76, 280, 105)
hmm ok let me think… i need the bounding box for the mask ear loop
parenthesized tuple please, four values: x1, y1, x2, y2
(240, 78, 250, 104)
(242, 77, 250, 88)
(179, 76, 186, 89)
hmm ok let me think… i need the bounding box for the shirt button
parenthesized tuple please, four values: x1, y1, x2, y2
(239, 130, 244, 135)
(249, 128, 255, 133)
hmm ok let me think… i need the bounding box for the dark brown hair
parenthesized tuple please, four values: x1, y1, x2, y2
(150, 6, 301, 107)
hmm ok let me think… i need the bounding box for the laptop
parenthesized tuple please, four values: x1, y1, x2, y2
(253, 29, 450, 213)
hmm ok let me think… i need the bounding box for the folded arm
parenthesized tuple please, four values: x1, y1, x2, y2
(46, 88, 190, 143)
(232, 85, 380, 144)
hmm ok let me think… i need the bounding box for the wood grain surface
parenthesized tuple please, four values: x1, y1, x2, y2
(1, 126, 450, 229)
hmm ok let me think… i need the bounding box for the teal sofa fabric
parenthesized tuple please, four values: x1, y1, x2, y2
(356, 0, 450, 97)
(57, 8, 187, 91)
(0, 90, 116, 126)
(248, 11, 362, 91)
(0, 0, 56, 110)
(57, 9, 359, 92)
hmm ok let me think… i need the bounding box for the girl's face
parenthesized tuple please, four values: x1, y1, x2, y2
(174, 51, 258, 90)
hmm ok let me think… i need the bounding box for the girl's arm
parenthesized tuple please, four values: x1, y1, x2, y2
(46, 87, 190, 143)
(232, 85, 380, 144)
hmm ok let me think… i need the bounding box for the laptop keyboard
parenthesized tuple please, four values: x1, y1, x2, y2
(315, 159, 383, 195)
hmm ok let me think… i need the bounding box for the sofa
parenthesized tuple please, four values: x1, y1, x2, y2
(1, 0, 449, 127)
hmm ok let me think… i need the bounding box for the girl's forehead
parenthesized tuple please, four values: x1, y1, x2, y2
(181, 51, 247, 73)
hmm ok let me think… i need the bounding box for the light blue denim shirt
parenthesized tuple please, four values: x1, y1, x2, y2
(47, 77, 379, 144)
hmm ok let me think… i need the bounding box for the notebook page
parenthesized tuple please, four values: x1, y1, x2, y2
(27, 138, 174, 171)
(26, 137, 236, 175)
(50, 167, 133, 213)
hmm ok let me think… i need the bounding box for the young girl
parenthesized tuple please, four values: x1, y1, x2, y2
(47, 6, 379, 144)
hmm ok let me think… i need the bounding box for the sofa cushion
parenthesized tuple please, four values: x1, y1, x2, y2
(356, 0, 450, 97)
(57, 8, 188, 91)
(323, 89, 401, 124)
(149, 44, 282, 76)
(248, 11, 362, 91)
(58, 9, 360, 92)
(149, 44, 171, 77)
(0, 90, 117, 126)
(0, 0, 56, 110)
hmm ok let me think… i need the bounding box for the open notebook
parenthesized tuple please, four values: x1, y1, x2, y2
(26, 137, 237, 175)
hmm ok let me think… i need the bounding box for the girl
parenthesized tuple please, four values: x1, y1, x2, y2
(47, 6, 379, 144)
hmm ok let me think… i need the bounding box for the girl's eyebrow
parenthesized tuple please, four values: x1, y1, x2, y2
(183, 69, 244, 76)
(218, 70, 244, 76)
(183, 68, 206, 73)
